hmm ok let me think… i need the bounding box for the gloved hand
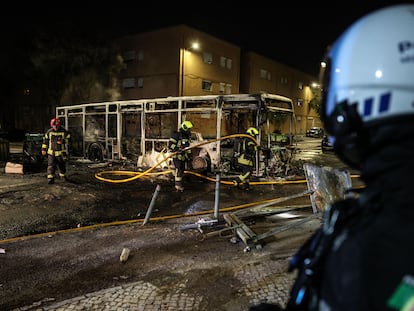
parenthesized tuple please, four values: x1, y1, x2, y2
(62, 152, 68, 160)
(181, 141, 190, 149)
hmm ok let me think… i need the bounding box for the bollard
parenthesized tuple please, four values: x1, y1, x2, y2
(214, 173, 220, 219)
(120, 247, 130, 263)
(142, 184, 161, 225)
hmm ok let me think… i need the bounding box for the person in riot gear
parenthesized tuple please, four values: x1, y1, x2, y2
(233, 127, 260, 191)
(168, 120, 193, 191)
(41, 117, 71, 184)
(250, 4, 414, 311)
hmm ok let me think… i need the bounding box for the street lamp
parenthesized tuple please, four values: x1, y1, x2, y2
(180, 41, 200, 96)
(318, 61, 327, 85)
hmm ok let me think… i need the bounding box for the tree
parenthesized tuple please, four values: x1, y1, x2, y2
(309, 85, 323, 119)
(30, 29, 122, 107)
(309, 97, 322, 118)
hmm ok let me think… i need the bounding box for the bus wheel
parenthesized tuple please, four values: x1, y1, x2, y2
(88, 143, 104, 162)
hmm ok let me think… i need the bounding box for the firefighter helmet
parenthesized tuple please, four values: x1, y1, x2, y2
(50, 117, 61, 127)
(180, 120, 193, 131)
(246, 127, 259, 137)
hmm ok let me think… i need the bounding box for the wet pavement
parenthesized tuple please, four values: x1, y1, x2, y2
(2, 137, 341, 311)
(14, 256, 296, 311)
(1, 166, 321, 311)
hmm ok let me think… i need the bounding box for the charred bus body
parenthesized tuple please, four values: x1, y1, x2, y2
(56, 93, 296, 178)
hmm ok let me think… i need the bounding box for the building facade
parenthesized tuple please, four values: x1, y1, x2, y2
(113, 25, 241, 99)
(113, 24, 322, 135)
(7, 24, 322, 137)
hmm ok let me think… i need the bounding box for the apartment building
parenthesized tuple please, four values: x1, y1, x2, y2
(7, 24, 322, 136)
(113, 24, 322, 134)
(113, 25, 240, 99)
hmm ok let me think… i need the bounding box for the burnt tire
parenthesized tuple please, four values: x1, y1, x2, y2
(88, 143, 104, 162)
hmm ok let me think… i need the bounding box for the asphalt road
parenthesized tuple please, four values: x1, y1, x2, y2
(0, 136, 362, 310)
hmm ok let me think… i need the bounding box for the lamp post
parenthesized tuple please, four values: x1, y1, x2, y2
(179, 48, 185, 96)
(180, 41, 200, 96)
(318, 61, 327, 85)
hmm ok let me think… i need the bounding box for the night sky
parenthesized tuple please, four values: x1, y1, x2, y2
(0, 1, 409, 77)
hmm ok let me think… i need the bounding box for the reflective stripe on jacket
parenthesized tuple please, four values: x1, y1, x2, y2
(42, 127, 71, 156)
(168, 130, 191, 161)
(237, 137, 257, 166)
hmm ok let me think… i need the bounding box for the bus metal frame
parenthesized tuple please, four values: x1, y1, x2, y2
(56, 93, 296, 176)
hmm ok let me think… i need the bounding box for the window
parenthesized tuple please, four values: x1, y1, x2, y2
(202, 80, 213, 92)
(219, 82, 225, 93)
(219, 83, 232, 94)
(137, 50, 144, 61)
(220, 56, 233, 70)
(137, 77, 144, 88)
(122, 78, 135, 89)
(220, 57, 226, 68)
(226, 58, 232, 70)
(202, 52, 213, 64)
(260, 69, 271, 81)
(225, 83, 232, 94)
(123, 50, 136, 62)
(219, 82, 226, 93)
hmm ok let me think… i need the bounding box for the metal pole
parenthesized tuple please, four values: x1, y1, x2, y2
(214, 173, 220, 219)
(180, 48, 185, 96)
(142, 184, 161, 225)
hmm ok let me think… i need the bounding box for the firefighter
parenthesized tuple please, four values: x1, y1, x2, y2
(233, 127, 260, 191)
(168, 120, 193, 191)
(41, 117, 71, 184)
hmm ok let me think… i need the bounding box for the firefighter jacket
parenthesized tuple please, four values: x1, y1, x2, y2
(42, 127, 71, 157)
(234, 136, 258, 167)
(168, 130, 192, 161)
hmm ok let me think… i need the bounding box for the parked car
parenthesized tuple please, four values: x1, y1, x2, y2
(321, 135, 335, 152)
(306, 127, 324, 138)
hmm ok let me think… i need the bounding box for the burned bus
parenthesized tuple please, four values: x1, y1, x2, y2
(56, 93, 296, 177)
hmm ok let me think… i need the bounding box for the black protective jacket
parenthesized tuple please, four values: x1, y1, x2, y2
(286, 129, 414, 311)
(168, 129, 192, 161)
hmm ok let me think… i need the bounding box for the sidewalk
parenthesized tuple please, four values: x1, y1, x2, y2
(5, 209, 321, 311)
(14, 251, 297, 311)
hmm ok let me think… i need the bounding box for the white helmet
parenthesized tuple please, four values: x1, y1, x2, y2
(322, 4, 414, 167)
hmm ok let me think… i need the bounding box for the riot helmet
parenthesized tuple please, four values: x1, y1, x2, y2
(321, 4, 414, 169)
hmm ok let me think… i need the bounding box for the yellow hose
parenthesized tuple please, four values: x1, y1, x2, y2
(94, 134, 361, 185)
(0, 192, 312, 244)
(95, 134, 259, 184)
